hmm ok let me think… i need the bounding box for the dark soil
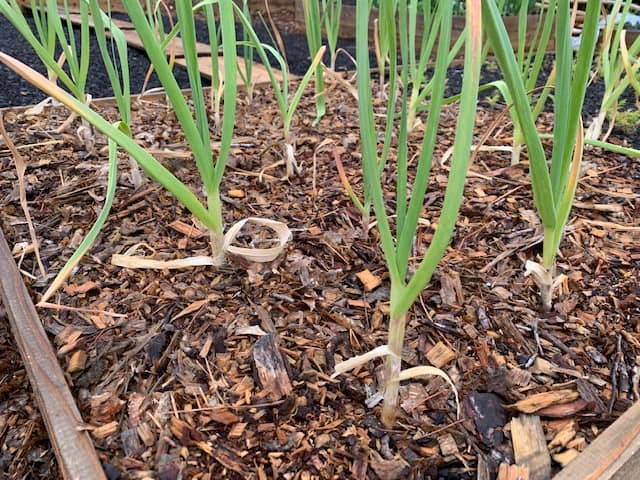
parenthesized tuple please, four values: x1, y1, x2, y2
(0, 10, 359, 108)
(0, 12, 195, 107)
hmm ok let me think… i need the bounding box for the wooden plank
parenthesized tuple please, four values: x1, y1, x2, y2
(174, 55, 289, 83)
(18, 0, 295, 13)
(17, 0, 126, 11)
(64, 12, 291, 84)
(477, 453, 492, 480)
(498, 463, 531, 480)
(0, 228, 107, 480)
(294, 2, 555, 53)
(65, 12, 211, 57)
(553, 401, 640, 480)
(511, 415, 551, 480)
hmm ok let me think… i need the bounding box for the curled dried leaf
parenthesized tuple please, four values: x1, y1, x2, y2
(223, 217, 291, 263)
(332, 345, 394, 378)
(111, 217, 292, 270)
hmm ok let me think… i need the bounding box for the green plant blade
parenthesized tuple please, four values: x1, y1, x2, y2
(0, 52, 218, 231)
(39, 129, 121, 304)
(355, 0, 401, 284)
(123, 0, 212, 188)
(397, 0, 483, 317)
(482, 0, 556, 230)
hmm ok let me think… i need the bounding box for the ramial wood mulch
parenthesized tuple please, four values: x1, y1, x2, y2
(0, 77, 639, 479)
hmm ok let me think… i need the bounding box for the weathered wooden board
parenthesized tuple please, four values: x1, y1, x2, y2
(553, 401, 640, 480)
(511, 415, 551, 480)
(64, 11, 290, 84)
(16, 0, 294, 14)
(0, 227, 107, 480)
(174, 54, 286, 83)
(65, 12, 212, 58)
(294, 1, 555, 54)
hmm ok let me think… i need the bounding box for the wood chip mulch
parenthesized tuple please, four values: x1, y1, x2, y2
(0, 78, 638, 479)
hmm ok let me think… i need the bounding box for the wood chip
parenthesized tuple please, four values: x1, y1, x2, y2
(91, 421, 118, 441)
(439, 269, 464, 306)
(211, 444, 250, 476)
(426, 341, 457, 368)
(356, 269, 382, 291)
(549, 421, 577, 449)
(137, 421, 155, 447)
(228, 422, 247, 439)
(199, 335, 213, 358)
(257, 423, 275, 433)
(552, 448, 580, 467)
(510, 389, 579, 413)
(477, 454, 492, 480)
(351, 450, 368, 480)
(566, 436, 586, 451)
(535, 399, 590, 418)
(497, 463, 530, 480)
(63, 281, 101, 295)
(170, 417, 204, 445)
(438, 433, 459, 457)
(172, 299, 208, 321)
(492, 286, 512, 300)
(511, 415, 551, 480)
(67, 349, 87, 373)
(532, 357, 557, 376)
(210, 407, 240, 425)
(228, 189, 245, 198)
(169, 219, 204, 237)
(252, 334, 292, 401)
(369, 451, 407, 480)
(121, 428, 141, 457)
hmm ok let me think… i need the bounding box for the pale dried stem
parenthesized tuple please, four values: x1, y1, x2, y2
(210, 230, 226, 267)
(0, 114, 46, 278)
(381, 312, 406, 426)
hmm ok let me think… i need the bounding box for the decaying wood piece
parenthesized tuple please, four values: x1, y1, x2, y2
(498, 463, 530, 480)
(252, 333, 292, 401)
(426, 341, 457, 369)
(553, 401, 640, 480)
(511, 415, 551, 480)
(477, 453, 492, 480)
(0, 227, 106, 480)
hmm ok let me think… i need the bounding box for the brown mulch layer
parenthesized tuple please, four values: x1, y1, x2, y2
(0, 79, 638, 479)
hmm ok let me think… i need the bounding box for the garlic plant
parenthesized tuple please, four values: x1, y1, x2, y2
(333, 0, 482, 426)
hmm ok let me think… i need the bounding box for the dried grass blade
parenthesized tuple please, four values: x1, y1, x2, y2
(111, 254, 216, 270)
(0, 114, 45, 277)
